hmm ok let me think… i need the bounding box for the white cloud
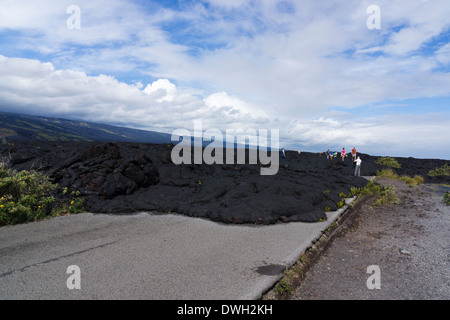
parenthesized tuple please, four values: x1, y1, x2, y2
(204, 92, 265, 117)
(144, 79, 177, 102)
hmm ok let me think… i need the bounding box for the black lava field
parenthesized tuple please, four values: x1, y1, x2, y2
(1, 141, 448, 224)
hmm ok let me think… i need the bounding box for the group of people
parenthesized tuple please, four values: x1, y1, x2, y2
(323, 147, 362, 176)
(282, 146, 363, 177)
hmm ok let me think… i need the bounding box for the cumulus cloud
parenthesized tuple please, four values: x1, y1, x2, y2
(144, 79, 177, 103)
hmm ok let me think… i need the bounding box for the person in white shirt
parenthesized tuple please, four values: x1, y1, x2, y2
(354, 156, 362, 176)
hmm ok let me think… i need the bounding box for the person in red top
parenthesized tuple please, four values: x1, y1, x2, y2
(351, 147, 357, 168)
(352, 147, 357, 160)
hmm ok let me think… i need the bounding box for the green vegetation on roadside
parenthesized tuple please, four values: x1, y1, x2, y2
(0, 168, 56, 226)
(357, 180, 400, 206)
(322, 178, 402, 213)
(428, 164, 450, 177)
(375, 156, 401, 168)
(376, 168, 424, 186)
(0, 163, 84, 227)
(330, 177, 401, 211)
(275, 279, 293, 295)
(443, 192, 450, 206)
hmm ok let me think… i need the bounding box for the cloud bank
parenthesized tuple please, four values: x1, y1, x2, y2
(0, 0, 449, 159)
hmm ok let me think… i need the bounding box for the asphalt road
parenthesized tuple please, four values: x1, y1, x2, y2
(0, 200, 354, 300)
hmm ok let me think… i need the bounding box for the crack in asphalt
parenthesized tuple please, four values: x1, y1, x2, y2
(0, 240, 118, 278)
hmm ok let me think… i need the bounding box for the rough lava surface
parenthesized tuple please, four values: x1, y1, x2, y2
(1, 141, 449, 224)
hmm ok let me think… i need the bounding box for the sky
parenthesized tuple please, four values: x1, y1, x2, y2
(0, 0, 449, 159)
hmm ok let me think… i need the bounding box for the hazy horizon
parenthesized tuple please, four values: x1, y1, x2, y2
(2, 110, 449, 161)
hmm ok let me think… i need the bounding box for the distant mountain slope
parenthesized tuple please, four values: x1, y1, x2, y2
(0, 112, 172, 144)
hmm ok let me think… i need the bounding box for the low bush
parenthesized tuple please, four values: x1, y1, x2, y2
(428, 164, 450, 177)
(63, 188, 85, 214)
(444, 192, 450, 206)
(0, 168, 57, 226)
(376, 169, 424, 186)
(375, 157, 401, 168)
(358, 180, 400, 205)
(0, 168, 84, 227)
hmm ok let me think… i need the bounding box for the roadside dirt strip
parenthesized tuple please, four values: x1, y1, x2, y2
(264, 179, 450, 300)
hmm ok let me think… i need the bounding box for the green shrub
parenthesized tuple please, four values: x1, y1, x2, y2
(375, 157, 401, 168)
(68, 190, 84, 214)
(400, 175, 424, 186)
(338, 192, 347, 198)
(336, 198, 345, 208)
(444, 192, 450, 206)
(0, 167, 86, 226)
(350, 186, 361, 196)
(358, 180, 399, 205)
(376, 169, 423, 186)
(0, 168, 57, 226)
(428, 164, 450, 177)
(376, 168, 399, 179)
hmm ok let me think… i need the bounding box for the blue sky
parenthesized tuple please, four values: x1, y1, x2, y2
(0, 0, 449, 159)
